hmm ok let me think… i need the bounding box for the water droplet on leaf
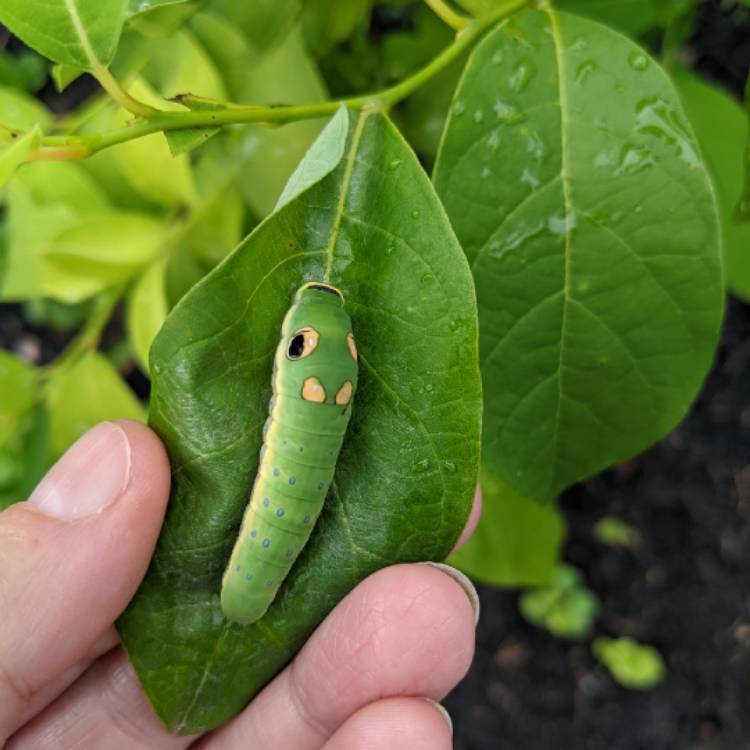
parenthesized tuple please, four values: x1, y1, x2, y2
(628, 51, 649, 71)
(575, 60, 597, 85)
(413, 458, 431, 473)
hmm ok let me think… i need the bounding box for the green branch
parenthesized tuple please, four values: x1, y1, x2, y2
(42, 286, 122, 382)
(423, 0, 470, 30)
(34, 0, 529, 160)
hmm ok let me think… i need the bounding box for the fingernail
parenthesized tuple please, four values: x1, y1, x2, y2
(421, 562, 481, 626)
(422, 698, 453, 736)
(29, 422, 131, 521)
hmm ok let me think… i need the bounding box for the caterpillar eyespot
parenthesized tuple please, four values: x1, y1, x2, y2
(220, 282, 358, 625)
(287, 327, 319, 360)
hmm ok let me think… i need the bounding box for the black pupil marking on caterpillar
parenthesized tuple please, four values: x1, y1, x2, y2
(288, 334, 305, 359)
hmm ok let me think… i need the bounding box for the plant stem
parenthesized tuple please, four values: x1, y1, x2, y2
(37, 0, 529, 159)
(423, 0, 469, 30)
(92, 63, 158, 118)
(44, 287, 122, 380)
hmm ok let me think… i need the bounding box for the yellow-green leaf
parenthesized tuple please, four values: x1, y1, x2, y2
(46, 351, 145, 456)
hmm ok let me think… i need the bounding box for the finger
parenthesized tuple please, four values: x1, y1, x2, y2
(0, 421, 170, 741)
(450, 484, 482, 553)
(200, 563, 478, 750)
(6, 649, 194, 750)
(322, 697, 452, 750)
(15, 628, 118, 730)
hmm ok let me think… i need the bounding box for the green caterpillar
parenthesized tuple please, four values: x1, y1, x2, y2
(220, 282, 358, 625)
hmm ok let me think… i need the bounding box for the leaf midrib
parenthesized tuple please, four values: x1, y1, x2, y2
(63, 0, 102, 69)
(545, 5, 573, 500)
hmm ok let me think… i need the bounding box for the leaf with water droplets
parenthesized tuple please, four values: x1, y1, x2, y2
(117, 107, 481, 734)
(434, 8, 721, 528)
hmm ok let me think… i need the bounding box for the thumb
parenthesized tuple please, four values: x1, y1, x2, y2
(0, 420, 170, 741)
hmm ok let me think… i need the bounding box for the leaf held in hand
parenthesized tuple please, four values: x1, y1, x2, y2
(117, 107, 482, 734)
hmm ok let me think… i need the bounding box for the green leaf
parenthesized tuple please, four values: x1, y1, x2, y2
(143, 29, 226, 100)
(433, 8, 723, 506)
(117, 108, 482, 734)
(112, 79, 196, 207)
(742, 73, 750, 223)
(163, 94, 222, 156)
(0, 49, 48, 93)
(1, 162, 166, 302)
(46, 351, 145, 456)
(0, 86, 53, 131)
(127, 0, 193, 16)
(302, 0, 373, 57)
(553, 0, 659, 36)
(142, 29, 227, 156)
(190, 15, 328, 215)
(0, 351, 40, 446)
(127, 259, 169, 373)
(593, 636, 666, 690)
(204, 0, 302, 57)
(41, 213, 167, 302)
(51, 63, 86, 92)
(234, 30, 329, 217)
(2, 161, 104, 299)
(182, 147, 245, 264)
(448, 468, 564, 586)
(673, 69, 750, 302)
(519, 564, 599, 639)
(0, 126, 41, 189)
(0, 405, 51, 510)
(593, 515, 641, 548)
(0, 0, 128, 70)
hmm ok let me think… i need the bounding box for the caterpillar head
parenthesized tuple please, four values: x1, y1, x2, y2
(277, 282, 358, 407)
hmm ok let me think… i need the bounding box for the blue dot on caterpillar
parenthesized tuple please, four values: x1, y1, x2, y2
(220, 282, 359, 625)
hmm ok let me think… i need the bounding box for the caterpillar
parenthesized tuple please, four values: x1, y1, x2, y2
(220, 281, 358, 625)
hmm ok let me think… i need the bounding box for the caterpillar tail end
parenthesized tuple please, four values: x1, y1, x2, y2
(220, 580, 272, 626)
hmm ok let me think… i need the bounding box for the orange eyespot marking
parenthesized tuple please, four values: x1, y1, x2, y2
(287, 327, 319, 360)
(335, 380, 353, 405)
(302, 377, 326, 403)
(347, 332, 358, 361)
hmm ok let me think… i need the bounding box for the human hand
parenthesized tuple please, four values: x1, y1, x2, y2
(1, 421, 481, 749)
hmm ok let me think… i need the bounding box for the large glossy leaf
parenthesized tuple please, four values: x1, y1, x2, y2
(674, 69, 750, 301)
(433, 8, 722, 514)
(0, 0, 128, 69)
(117, 107, 482, 734)
(553, 0, 660, 36)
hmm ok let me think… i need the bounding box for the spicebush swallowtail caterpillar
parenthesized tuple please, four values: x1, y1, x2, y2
(221, 281, 358, 624)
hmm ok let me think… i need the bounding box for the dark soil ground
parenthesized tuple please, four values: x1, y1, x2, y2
(446, 296, 750, 749)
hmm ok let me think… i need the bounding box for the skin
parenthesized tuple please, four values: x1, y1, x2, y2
(0, 420, 482, 749)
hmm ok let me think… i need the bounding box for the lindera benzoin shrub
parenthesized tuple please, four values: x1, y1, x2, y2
(0, 0, 747, 733)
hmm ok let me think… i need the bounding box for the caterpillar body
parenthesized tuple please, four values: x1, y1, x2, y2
(220, 282, 358, 625)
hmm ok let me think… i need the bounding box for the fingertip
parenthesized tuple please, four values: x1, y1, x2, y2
(323, 697, 453, 750)
(113, 420, 171, 507)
